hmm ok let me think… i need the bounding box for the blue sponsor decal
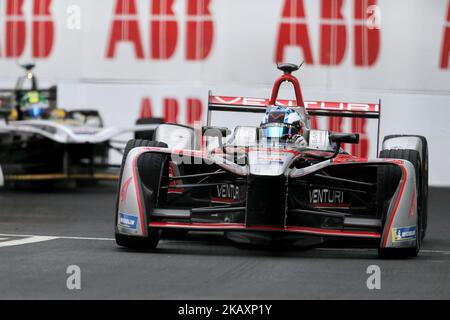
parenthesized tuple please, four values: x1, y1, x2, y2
(392, 226, 416, 242)
(119, 213, 138, 230)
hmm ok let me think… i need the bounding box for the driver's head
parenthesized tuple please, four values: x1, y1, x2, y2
(261, 106, 305, 142)
(20, 91, 50, 119)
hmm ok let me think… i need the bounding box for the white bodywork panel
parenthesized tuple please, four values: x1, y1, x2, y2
(0, 120, 159, 144)
(154, 124, 199, 150)
(248, 150, 295, 176)
(308, 130, 332, 151)
(228, 126, 259, 147)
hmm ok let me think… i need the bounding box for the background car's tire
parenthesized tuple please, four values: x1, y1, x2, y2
(134, 118, 164, 140)
(115, 139, 168, 249)
(378, 149, 422, 258)
(383, 135, 428, 240)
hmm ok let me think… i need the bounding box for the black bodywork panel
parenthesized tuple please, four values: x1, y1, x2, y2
(0, 132, 110, 178)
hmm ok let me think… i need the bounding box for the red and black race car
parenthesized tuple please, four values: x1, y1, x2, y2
(115, 63, 428, 258)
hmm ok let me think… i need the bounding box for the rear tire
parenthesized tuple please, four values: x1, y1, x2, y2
(378, 149, 422, 258)
(115, 139, 167, 250)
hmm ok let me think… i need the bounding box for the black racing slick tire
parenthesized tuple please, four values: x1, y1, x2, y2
(378, 149, 423, 258)
(115, 139, 168, 250)
(134, 117, 164, 140)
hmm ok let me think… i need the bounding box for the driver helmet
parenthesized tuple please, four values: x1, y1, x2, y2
(261, 106, 307, 145)
(20, 91, 50, 119)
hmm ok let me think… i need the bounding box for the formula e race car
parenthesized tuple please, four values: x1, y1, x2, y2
(115, 63, 428, 258)
(0, 64, 161, 187)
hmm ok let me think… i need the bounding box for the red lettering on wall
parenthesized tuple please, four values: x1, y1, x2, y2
(5, 0, 26, 58)
(106, 0, 145, 59)
(309, 116, 319, 130)
(151, 0, 178, 59)
(320, 0, 346, 65)
(33, 0, 54, 58)
(139, 97, 153, 118)
(328, 116, 344, 132)
(163, 98, 179, 123)
(440, 2, 450, 69)
(186, 0, 214, 60)
(354, 0, 380, 66)
(139, 97, 204, 124)
(275, 0, 314, 64)
(186, 98, 203, 125)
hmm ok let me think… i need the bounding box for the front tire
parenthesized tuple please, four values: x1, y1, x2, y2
(115, 139, 167, 250)
(115, 229, 161, 250)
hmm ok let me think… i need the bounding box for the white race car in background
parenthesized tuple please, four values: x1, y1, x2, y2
(0, 64, 162, 186)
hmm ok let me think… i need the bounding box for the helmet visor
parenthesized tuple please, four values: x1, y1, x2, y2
(261, 123, 297, 140)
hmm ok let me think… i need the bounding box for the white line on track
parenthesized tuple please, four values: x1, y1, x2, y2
(312, 248, 450, 255)
(0, 236, 58, 248)
(0, 233, 449, 255)
(0, 233, 114, 241)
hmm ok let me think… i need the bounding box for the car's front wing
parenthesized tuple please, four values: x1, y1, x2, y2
(116, 147, 418, 249)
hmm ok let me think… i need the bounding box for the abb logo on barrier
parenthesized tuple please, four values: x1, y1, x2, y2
(139, 97, 203, 126)
(275, 0, 381, 66)
(106, 0, 214, 60)
(0, 0, 54, 58)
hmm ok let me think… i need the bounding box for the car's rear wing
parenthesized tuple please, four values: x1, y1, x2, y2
(207, 64, 382, 154)
(207, 94, 380, 123)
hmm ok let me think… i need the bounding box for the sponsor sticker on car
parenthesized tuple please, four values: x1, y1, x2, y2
(211, 184, 241, 204)
(391, 226, 416, 242)
(309, 188, 349, 208)
(119, 213, 138, 230)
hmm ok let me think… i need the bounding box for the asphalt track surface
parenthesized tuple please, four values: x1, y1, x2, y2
(0, 182, 449, 300)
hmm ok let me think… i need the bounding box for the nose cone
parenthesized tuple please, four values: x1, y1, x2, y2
(248, 149, 295, 176)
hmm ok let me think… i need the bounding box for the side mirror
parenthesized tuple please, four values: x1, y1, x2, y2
(329, 133, 360, 145)
(320, 132, 360, 160)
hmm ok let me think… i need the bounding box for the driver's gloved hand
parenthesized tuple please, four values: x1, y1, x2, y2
(292, 134, 308, 147)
